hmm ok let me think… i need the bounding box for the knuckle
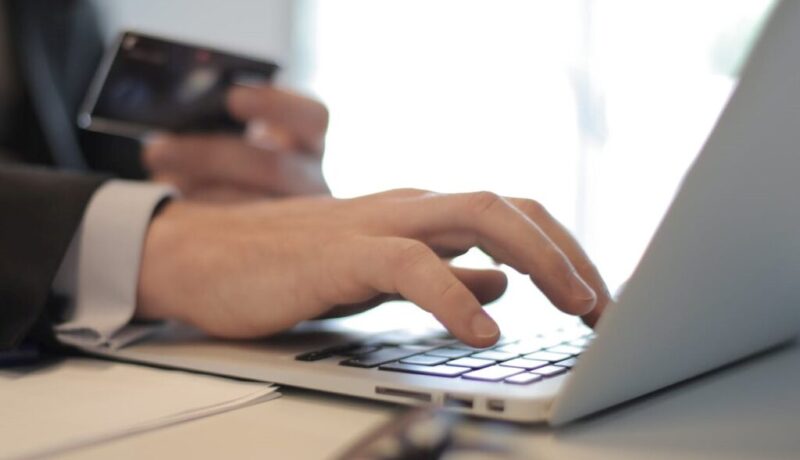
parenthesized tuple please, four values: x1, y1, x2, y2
(466, 191, 503, 216)
(438, 278, 465, 303)
(316, 103, 330, 130)
(158, 175, 192, 195)
(518, 198, 548, 220)
(395, 187, 430, 198)
(392, 241, 433, 274)
(384, 239, 432, 288)
(141, 145, 168, 171)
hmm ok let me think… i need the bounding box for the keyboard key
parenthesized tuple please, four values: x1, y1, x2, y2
(340, 348, 422, 368)
(493, 337, 557, 355)
(531, 365, 569, 377)
(447, 357, 496, 369)
(411, 337, 457, 347)
(524, 351, 572, 363)
(499, 358, 549, 370)
(569, 337, 592, 348)
(379, 363, 467, 377)
(492, 337, 519, 347)
(296, 342, 362, 361)
(556, 357, 578, 368)
(505, 373, 544, 385)
(547, 345, 583, 356)
(471, 350, 518, 361)
(396, 345, 438, 355)
(427, 347, 474, 359)
(451, 338, 515, 351)
(337, 345, 381, 357)
(494, 340, 547, 355)
(368, 331, 443, 346)
(400, 354, 451, 366)
(558, 324, 591, 336)
(537, 331, 570, 343)
(462, 365, 524, 382)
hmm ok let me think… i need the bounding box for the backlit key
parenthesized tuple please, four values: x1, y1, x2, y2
(447, 357, 496, 369)
(524, 351, 572, 363)
(547, 345, 583, 356)
(499, 358, 549, 370)
(462, 365, 524, 382)
(471, 350, 518, 361)
(505, 373, 544, 385)
(379, 362, 468, 377)
(531, 365, 568, 378)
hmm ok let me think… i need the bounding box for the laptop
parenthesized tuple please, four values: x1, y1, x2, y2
(90, 0, 800, 425)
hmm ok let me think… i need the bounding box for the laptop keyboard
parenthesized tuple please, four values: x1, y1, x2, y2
(295, 326, 594, 386)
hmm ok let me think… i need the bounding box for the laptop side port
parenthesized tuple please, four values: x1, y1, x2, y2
(444, 394, 474, 409)
(375, 386, 432, 403)
(487, 399, 506, 413)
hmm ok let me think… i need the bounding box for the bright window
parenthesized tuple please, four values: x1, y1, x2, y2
(295, 1, 773, 331)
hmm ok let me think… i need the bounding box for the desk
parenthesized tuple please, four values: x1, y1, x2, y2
(54, 343, 800, 459)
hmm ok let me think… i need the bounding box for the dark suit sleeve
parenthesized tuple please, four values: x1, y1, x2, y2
(0, 162, 107, 350)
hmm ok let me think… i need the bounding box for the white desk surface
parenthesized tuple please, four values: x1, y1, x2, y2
(54, 342, 800, 460)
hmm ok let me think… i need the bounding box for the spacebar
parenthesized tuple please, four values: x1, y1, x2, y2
(379, 362, 467, 377)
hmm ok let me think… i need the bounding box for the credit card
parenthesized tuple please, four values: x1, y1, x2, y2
(78, 31, 280, 138)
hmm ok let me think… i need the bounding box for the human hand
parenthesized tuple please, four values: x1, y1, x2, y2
(136, 190, 611, 347)
(141, 85, 330, 201)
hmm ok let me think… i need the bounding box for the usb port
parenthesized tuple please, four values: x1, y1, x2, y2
(487, 399, 505, 412)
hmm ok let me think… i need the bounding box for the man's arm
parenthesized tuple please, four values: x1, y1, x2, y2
(0, 163, 105, 349)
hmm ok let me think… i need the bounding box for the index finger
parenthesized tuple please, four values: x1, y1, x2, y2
(349, 236, 501, 347)
(370, 192, 599, 317)
(506, 198, 611, 326)
(227, 85, 329, 155)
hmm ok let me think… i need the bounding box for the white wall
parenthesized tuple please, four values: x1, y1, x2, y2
(89, 0, 295, 83)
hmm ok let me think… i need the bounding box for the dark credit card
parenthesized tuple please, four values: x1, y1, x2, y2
(79, 31, 280, 138)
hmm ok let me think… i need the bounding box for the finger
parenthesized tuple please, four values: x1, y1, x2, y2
(318, 266, 506, 321)
(143, 134, 329, 196)
(350, 236, 501, 347)
(245, 120, 296, 152)
(227, 85, 328, 155)
(153, 175, 265, 202)
(316, 293, 401, 320)
(506, 197, 611, 326)
(319, 265, 507, 320)
(450, 267, 508, 304)
(381, 192, 598, 316)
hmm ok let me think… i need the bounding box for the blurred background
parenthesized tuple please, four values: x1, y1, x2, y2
(90, 0, 776, 333)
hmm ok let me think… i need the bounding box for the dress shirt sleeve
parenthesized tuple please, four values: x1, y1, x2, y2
(53, 180, 177, 349)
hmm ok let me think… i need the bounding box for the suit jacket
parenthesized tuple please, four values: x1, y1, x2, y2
(0, 0, 143, 350)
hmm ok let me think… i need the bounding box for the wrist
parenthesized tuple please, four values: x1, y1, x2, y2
(135, 200, 186, 322)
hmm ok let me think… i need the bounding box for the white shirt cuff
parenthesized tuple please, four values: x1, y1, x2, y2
(53, 180, 176, 349)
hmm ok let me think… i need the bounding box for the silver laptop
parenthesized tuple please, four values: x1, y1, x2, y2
(91, 0, 800, 425)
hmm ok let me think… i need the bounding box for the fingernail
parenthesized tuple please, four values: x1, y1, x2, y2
(570, 273, 597, 314)
(471, 312, 500, 339)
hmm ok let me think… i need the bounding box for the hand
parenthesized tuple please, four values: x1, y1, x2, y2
(141, 85, 330, 201)
(136, 190, 611, 347)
